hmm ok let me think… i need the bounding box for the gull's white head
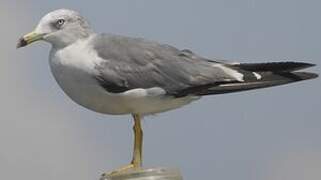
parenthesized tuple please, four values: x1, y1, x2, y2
(17, 9, 93, 48)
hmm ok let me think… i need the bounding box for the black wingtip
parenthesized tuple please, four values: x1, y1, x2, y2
(294, 62, 316, 68)
(285, 72, 319, 81)
(301, 72, 319, 79)
(237, 61, 317, 72)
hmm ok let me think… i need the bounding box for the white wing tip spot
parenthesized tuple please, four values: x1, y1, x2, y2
(253, 72, 262, 80)
(212, 64, 244, 82)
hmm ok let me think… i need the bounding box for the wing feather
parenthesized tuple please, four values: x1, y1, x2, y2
(91, 34, 239, 96)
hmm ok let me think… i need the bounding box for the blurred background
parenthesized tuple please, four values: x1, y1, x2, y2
(1, 0, 320, 180)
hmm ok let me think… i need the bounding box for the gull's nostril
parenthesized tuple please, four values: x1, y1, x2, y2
(17, 38, 28, 49)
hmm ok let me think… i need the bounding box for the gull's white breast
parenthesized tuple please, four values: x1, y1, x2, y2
(49, 39, 198, 115)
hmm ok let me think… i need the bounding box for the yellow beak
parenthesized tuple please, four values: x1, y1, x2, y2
(17, 31, 44, 48)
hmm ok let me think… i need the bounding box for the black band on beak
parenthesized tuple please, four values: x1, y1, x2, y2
(17, 37, 28, 48)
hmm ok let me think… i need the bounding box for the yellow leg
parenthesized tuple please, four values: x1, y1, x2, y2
(103, 114, 143, 177)
(131, 114, 143, 167)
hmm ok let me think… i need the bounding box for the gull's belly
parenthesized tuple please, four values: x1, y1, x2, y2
(50, 65, 121, 114)
(50, 67, 197, 114)
(49, 57, 197, 115)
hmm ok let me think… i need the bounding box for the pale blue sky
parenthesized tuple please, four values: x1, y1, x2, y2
(1, 1, 321, 180)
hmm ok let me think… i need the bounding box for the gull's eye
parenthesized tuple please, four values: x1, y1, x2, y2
(55, 19, 65, 29)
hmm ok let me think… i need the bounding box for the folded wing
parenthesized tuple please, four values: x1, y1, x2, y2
(92, 34, 242, 95)
(91, 34, 318, 97)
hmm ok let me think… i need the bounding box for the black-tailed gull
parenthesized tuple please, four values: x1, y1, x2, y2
(17, 9, 318, 176)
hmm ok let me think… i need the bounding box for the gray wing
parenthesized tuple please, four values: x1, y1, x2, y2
(91, 34, 240, 97)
